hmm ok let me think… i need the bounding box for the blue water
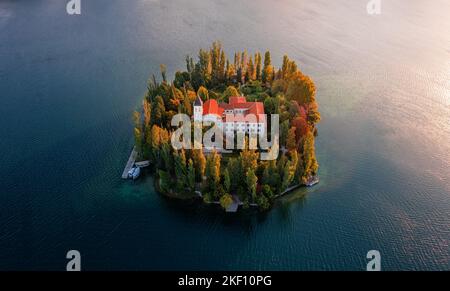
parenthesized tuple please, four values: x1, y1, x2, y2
(0, 0, 449, 270)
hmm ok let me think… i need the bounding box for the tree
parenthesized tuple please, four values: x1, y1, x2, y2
(158, 170, 172, 193)
(262, 160, 280, 191)
(246, 168, 258, 202)
(291, 116, 309, 144)
(174, 150, 187, 191)
(143, 98, 152, 130)
(197, 86, 209, 101)
(210, 41, 222, 84)
(257, 194, 270, 211)
(192, 149, 206, 181)
(174, 71, 190, 88)
(205, 151, 221, 192)
(262, 51, 274, 84)
(248, 56, 256, 81)
(182, 88, 193, 116)
(239, 148, 258, 175)
(286, 127, 297, 151)
(187, 159, 196, 191)
(220, 193, 233, 210)
(281, 160, 296, 191)
(223, 85, 239, 102)
(302, 131, 319, 182)
(198, 48, 212, 84)
(219, 50, 226, 82)
(286, 72, 316, 105)
(307, 101, 321, 125)
(226, 158, 240, 192)
(160, 64, 167, 83)
(223, 168, 231, 193)
(152, 95, 165, 126)
(160, 142, 173, 173)
(262, 184, 274, 199)
(280, 120, 290, 147)
(255, 52, 262, 81)
(263, 97, 275, 114)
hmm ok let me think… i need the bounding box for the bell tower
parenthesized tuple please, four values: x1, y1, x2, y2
(193, 95, 203, 122)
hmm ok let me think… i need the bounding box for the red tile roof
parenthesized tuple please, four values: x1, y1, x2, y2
(200, 96, 265, 122)
(203, 99, 224, 116)
(229, 96, 246, 104)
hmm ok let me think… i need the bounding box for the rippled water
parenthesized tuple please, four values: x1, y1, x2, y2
(0, 0, 449, 270)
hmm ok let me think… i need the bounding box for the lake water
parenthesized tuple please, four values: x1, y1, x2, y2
(0, 0, 449, 270)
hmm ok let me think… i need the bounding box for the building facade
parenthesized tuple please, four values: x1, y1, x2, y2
(193, 96, 266, 136)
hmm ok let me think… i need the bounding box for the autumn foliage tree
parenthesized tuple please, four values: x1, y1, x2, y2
(133, 42, 320, 209)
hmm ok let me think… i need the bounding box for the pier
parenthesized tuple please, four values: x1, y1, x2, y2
(135, 160, 150, 168)
(121, 147, 137, 179)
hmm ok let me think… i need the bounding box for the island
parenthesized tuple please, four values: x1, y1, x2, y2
(128, 42, 320, 211)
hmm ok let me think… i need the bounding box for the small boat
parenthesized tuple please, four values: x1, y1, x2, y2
(127, 167, 135, 178)
(131, 167, 140, 180)
(305, 175, 319, 187)
(127, 166, 141, 180)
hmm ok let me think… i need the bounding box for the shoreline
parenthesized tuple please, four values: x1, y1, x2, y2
(152, 167, 318, 211)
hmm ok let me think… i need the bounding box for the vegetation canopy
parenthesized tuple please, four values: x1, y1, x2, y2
(132, 41, 320, 211)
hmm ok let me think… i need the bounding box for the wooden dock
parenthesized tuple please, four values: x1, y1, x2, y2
(135, 160, 150, 168)
(121, 147, 137, 179)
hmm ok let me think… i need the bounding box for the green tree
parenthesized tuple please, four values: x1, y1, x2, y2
(198, 49, 212, 84)
(223, 85, 239, 102)
(262, 184, 274, 199)
(257, 194, 270, 211)
(219, 50, 226, 82)
(187, 159, 196, 191)
(192, 149, 206, 182)
(248, 56, 255, 81)
(205, 151, 221, 192)
(255, 52, 262, 81)
(239, 148, 258, 178)
(220, 193, 233, 210)
(160, 142, 173, 173)
(223, 168, 231, 193)
(174, 150, 187, 191)
(160, 64, 167, 83)
(262, 160, 280, 191)
(158, 170, 171, 193)
(280, 120, 290, 147)
(246, 168, 258, 202)
(281, 161, 295, 191)
(197, 86, 209, 101)
(226, 158, 240, 192)
(262, 51, 274, 84)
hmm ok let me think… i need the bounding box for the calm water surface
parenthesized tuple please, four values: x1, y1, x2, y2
(0, 0, 449, 270)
